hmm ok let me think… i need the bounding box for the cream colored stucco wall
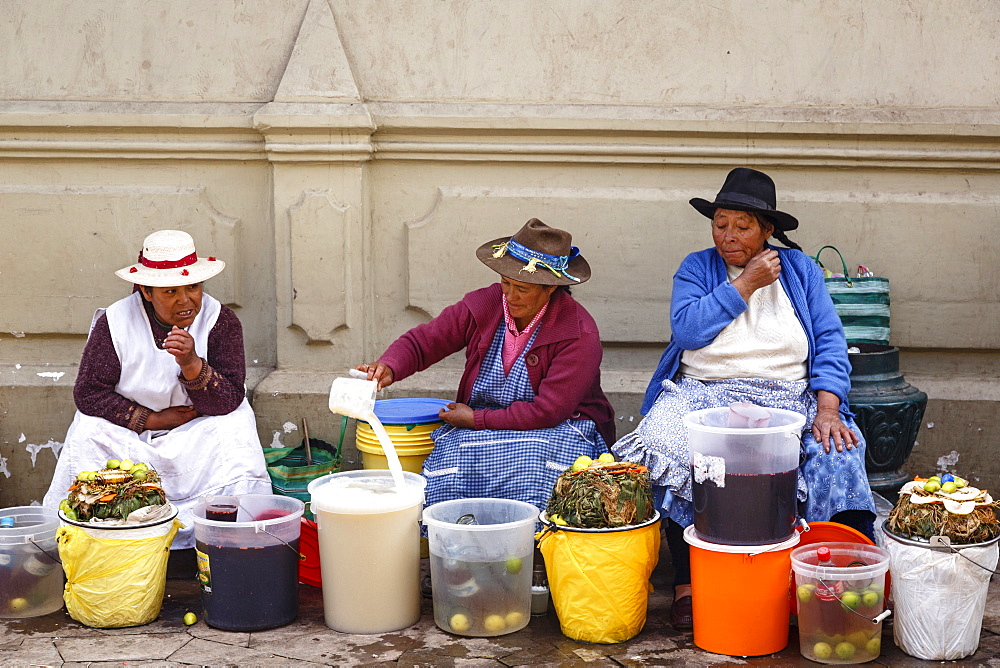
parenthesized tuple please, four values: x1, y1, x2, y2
(2, 0, 999, 504)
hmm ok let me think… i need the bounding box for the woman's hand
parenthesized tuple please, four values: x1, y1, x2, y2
(439, 402, 474, 429)
(164, 326, 203, 380)
(732, 249, 781, 301)
(356, 363, 394, 390)
(812, 390, 858, 453)
(145, 405, 201, 431)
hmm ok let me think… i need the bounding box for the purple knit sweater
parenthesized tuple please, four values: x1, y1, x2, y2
(73, 296, 247, 433)
(378, 284, 616, 445)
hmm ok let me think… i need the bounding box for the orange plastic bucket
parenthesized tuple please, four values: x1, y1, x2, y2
(684, 526, 800, 656)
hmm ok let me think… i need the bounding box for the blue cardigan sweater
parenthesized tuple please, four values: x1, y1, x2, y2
(641, 246, 852, 415)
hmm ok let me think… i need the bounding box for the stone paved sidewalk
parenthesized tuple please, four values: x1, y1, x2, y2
(2, 564, 999, 667)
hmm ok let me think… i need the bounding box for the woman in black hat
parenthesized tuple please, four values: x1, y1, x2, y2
(613, 168, 876, 630)
(356, 219, 615, 513)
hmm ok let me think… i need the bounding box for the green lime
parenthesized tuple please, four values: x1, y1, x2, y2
(923, 480, 941, 493)
(861, 590, 880, 607)
(941, 481, 957, 493)
(929, 475, 941, 481)
(796, 584, 815, 604)
(505, 557, 523, 575)
(865, 636, 881, 656)
(570, 455, 593, 472)
(847, 630, 870, 648)
(183, 611, 197, 626)
(119, 459, 134, 472)
(449, 612, 470, 633)
(597, 453, 615, 463)
(132, 470, 148, 481)
(835, 641, 856, 660)
(840, 591, 861, 610)
(954, 478, 967, 488)
(812, 642, 833, 659)
(106, 459, 121, 470)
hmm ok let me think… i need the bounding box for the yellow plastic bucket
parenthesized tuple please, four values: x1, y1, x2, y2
(355, 398, 449, 474)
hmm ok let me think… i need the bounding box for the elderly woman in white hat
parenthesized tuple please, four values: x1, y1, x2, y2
(43, 230, 270, 549)
(357, 218, 615, 513)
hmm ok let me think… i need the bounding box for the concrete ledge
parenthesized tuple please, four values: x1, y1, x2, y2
(3, 365, 997, 507)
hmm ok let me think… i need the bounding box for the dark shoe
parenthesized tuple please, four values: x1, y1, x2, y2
(669, 594, 693, 631)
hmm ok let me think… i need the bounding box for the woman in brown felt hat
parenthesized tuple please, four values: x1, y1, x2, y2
(612, 168, 876, 631)
(43, 230, 270, 550)
(357, 218, 614, 512)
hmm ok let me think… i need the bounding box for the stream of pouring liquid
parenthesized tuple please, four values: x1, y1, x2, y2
(361, 410, 407, 489)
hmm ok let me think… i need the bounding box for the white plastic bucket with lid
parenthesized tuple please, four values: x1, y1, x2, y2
(0, 506, 63, 618)
(791, 542, 890, 663)
(684, 406, 805, 545)
(423, 498, 538, 637)
(191, 494, 305, 631)
(308, 469, 427, 633)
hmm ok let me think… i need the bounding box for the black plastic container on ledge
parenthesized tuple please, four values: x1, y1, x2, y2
(192, 494, 305, 632)
(847, 344, 928, 501)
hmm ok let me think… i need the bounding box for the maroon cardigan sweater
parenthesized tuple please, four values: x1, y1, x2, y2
(378, 284, 616, 445)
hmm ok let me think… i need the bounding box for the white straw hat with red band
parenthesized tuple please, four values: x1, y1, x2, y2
(114, 230, 226, 287)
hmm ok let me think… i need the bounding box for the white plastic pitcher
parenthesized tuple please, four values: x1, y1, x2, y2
(328, 376, 406, 488)
(328, 377, 378, 418)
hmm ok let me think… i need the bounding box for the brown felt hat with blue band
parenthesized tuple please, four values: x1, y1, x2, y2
(476, 218, 591, 286)
(690, 168, 799, 232)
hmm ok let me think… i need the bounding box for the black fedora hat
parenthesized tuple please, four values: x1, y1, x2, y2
(476, 218, 590, 286)
(689, 168, 798, 231)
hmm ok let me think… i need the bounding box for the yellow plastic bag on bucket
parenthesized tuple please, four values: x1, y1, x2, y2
(56, 518, 182, 628)
(537, 513, 660, 644)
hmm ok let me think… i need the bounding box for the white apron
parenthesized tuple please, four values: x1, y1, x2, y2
(43, 292, 270, 549)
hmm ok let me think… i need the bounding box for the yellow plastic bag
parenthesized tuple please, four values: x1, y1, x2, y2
(537, 518, 660, 644)
(56, 519, 182, 628)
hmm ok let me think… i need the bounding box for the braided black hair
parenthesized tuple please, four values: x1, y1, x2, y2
(750, 212, 802, 251)
(770, 228, 802, 251)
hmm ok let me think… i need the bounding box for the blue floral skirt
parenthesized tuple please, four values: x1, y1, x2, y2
(612, 377, 875, 527)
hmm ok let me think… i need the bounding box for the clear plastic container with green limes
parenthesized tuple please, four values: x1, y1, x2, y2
(423, 498, 538, 637)
(791, 542, 890, 664)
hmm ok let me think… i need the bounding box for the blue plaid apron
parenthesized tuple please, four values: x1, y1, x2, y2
(422, 321, 606, 512)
